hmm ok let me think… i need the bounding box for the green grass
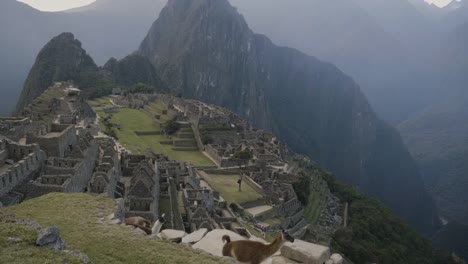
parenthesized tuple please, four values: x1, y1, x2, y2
(0, 220, 82, 264)
(4, 193, 225, 264)
(203, 174, 262, 205)
(88, 99, 214, 166)
(304, 179, 327, 224)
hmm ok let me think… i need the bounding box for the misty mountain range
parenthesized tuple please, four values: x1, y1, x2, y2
(3, 0, 468, 254)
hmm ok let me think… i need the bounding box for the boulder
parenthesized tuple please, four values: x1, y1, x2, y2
(325, 260, 333, 264)
(36, 227, 66, 250)
(280, 240, 330, 264)
(330, 253, 344, 264)
(271, 255, 301, 264)
(192, 229, 245, 256)
(160, 229, 186, 242)
(110, 219, 122, 225)
(181, 228, 208, 244)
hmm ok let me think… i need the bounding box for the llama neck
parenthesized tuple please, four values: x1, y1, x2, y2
(152, 220, 163, 234)
(264, 235, 285, 256)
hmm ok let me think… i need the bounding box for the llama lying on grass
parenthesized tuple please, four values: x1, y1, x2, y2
(222, 230, 295, 264)
(124, 213, 165, 235)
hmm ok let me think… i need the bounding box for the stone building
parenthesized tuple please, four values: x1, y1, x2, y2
(0, 139, 46, 204)
(89, 138, 123, 198)
(27, 124, 77, 158)
(125, 160, 160, 222)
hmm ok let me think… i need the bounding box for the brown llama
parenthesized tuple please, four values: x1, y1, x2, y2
(222, 230, 295, 264)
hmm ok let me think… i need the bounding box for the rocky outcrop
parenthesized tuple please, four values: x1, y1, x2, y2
(36, 226, 66, 250)
(181, 228, 208, 244)
(16, 32, 99, 113)
(138, 0, 438, 234)
(159, 229, 187, 242)
(192, 229, 244, 257)
(280, 240, 330, 264)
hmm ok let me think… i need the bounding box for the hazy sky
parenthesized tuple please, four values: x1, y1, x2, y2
(17, 0, 96, 11)
(16, 0, 455, 11)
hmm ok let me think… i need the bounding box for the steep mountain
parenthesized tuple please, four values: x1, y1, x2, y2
(16, 32, 100, 113)
(0, 0, 166, 116)
(101, 54, 166, 90)
(0, 0, 65, 115)
(229, 0, 443, 124)
(138, 0, 439, 234)
(399, 21, 468, 225)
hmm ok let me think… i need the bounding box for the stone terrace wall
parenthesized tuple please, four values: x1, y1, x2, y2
(0, 145, 46, 196)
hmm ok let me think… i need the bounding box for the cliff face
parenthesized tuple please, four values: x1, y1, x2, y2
(138, 0, 439, 233)
(102, 54, 166, 90)
(15, 33, 99, 113)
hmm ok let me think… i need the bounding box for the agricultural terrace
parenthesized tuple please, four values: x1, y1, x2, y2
(201, 172, 262, 205)
(87, 97, 214, 166)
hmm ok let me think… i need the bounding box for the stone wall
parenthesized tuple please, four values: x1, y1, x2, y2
(0, 141, 46, 197)
(243, 175, 265, 196)
(27, 124, 77, 158)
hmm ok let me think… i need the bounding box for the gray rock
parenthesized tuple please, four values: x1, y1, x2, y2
(64, 249, 91, 264)
(181, 228, 208, 244)
(36, 227, 66, 250)
(280, 239, 330, 264)
(160, 229, 186, 242)
(325, 260, 333, 264)
(192, 229, 244, 257)
(330, 253, 344, 264)
(271, 256, 301, 264)
(110, 219, 122, 225)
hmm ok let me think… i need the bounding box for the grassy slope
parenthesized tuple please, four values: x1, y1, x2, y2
(4, 193, 225, 264)
(0, 221, 82, 264)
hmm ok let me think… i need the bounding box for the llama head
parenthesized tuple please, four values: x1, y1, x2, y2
(158, 213, 166, 223)
(281, 230, 295, 243)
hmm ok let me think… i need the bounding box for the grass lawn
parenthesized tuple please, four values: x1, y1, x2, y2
(88, 99, 214, 166)
(0, 221, 82, 264)
(203, 173, 262, 205)
(304, 178, 327, 224)
(4, 193, 225, 264)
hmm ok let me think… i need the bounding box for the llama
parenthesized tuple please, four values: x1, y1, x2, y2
(124, 213, 165, 236)
(151, 213, 166, 235)
(124, 216, 152, 235)
(222, 230, 295, 264)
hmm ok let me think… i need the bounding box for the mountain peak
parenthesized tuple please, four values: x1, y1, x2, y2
(15, 32, 98, 113)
